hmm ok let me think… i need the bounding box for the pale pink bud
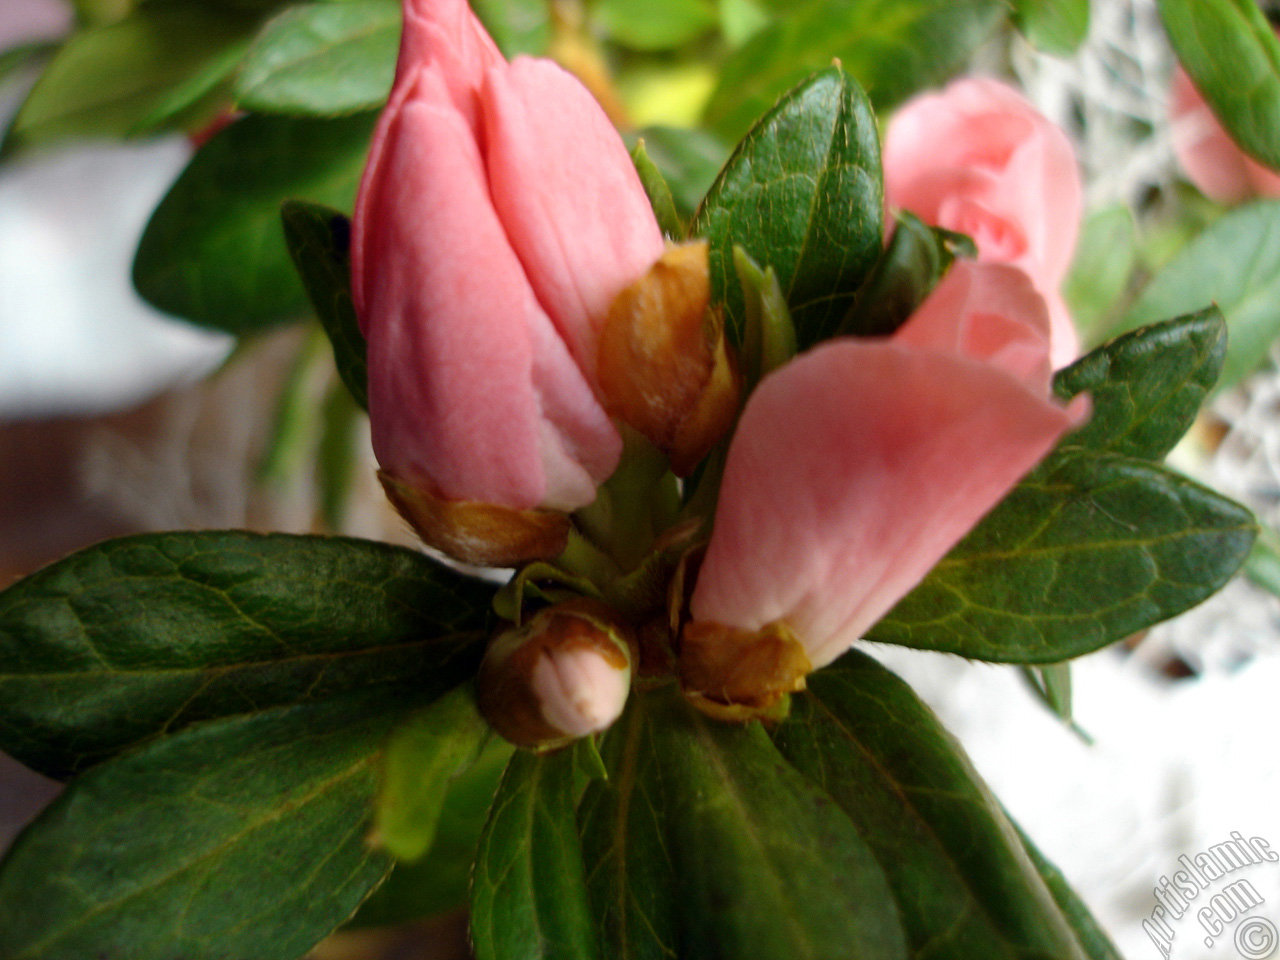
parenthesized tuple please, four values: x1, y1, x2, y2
(1169, 65, 1280, 204)
(683, 263, 1087, 706)
(883, 78, 1083, 367)
(351, 0, 664, 560)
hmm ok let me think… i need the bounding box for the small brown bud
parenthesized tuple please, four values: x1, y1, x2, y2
(679, 619, 811, 721)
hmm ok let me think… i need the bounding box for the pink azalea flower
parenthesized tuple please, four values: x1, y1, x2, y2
(686, 262, 1086, 685)
(883, 78, 1083, 368)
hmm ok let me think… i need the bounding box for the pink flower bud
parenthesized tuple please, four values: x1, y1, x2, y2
(682, 262, 1087, 710)
(883, 78, 1083, 368)
(351, 0, 664, 560)
(1169, 64, 1280, 204)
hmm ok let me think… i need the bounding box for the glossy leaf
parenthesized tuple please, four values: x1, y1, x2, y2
(1122, 200, 1280, 389)
(0, 530, 492, 778)
(1011, 0, 1090, 56)
(374, 686, 489, 862)
(773, 651, 1089, 960)
(133, 111, 377, 334)
(869, 450, 1256, 662)
(471, 744, 600, 960)
(3, 4, 256, 151)
(282, 201, 369, 409)
(1016, 825, 1126, 960)
(0, 695, 405, 960)
(1053, 309, 1226, 461)
(1157, 0, 1280, 170)
(630, 139, 684, 239)
(692, 66, 883, 349)
(703, 0, 1006, 143)
(236, 0, 400, 115)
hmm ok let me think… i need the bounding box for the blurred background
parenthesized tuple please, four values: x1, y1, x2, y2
(2, 1, 1280, 957)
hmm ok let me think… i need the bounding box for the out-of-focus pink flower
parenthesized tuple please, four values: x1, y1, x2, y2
(883, 77, 1083, 368)
(0, 0, 70, 52)
(682, 262, 1086, 707)
(351, 0, 663, 561)
(1169, 65, 1280, 203)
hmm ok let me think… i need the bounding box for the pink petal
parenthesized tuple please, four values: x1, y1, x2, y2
(481, 57, 665, 383)
(358, 77, 618, 511)
(689, 339, 1082, 669)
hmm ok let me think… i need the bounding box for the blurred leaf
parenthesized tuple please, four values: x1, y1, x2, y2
(374, 686, 489, 862)
(1122, 200, 1280, 390)
(1053, 309, 1226, 461)
(1012, 0, 1090, 56)
(649, 689, 909, 960)
(471, 0, 551, 57)
(0, 530, 492, 778)
(626, 125, 729, 219)
(704, 0, 1006, 143)
(1064, 204, 1137, 346)
(471, 744, 600, 960)
(236, 0, 400, 115)
(4, 4, 257, 151)
(773, 651, 1090, 960)
(0, 694, 407, 960)
(869, 448, 1256, 662)
(630, 139, 684, 238)
(1020, 662, 1076, 726)
(134, 111, 376, 334)
(282, 201, 369, 409)
(596, 0, 717, 50)
(257, 324, 330, 486)
(1158, 0, 1280, 170)
(718, 0, 772, 47)
(1016, 825, 1126, 960)
(1245, 525, 1280, 598)
(693, 66, 883, 349)
(0, 41, 57, 86)
(317, 377, 363, 530)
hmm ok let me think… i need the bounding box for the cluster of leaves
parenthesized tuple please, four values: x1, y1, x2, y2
(0, 32, 1261, 953)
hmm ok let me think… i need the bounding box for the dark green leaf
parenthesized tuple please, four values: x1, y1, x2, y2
(0, 530, 492, 778)
(133, 111, 376, 334)
(839, 211, 963, 339)
(471, 0, 552, 58)
(1158, 0, 1280, 170)
(1121, 200, 1280, 390)
(773, 651, 1089, 960)
(471, 743, 600, 960)
(1053, 309, 1226, 461)
(236, 0, 400, 115)
(649, 688, 909, 960)
(374, 686, 489, 862)
(627, 125, 729, 220)
(630, 139, 684, 239)
(596, 0, 717, 50)
(1015, 824, 1126, 960)
(869, 450, 1257, 662)
(692, 66, 883, 349)
(1063, 204, 1137, 347)
(0, 695, 404, 960)
(1012, 0, 1090, 56)
(350, 737, 513, 928)
(4, 4, 256, 151)
(703, 0, 1006, 143)
(282, 200, 369, 409)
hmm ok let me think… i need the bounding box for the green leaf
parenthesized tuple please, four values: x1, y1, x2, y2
(703, 0, 1006, 143)
(839, 211, 966, 339)
(1157, 0, 1280, 170)
(1053, 309, 1227, 461)
(735, 246, 797, 391)
(471, 0, 552, 58)
(471, 743, 600, 960)
(4, 4, 256, 151)
(1063, 204, 1137, 347)
(317, 377, 363, 530)
(282, 200, 369, 409)
(773, 651, 1090, 960)
(692, 66, 883, 349)
(0, 694, 404, 960)
(596, 0, 717, 50)
(236, 0, 400, 115)
(0, 530, 492, 779)
(1121, 200, 1280, 390)
(648, 689, 909, 960)
(1020, 663, 1080, 733)
(374, 686, 489, 862)
(133, 111, 377, 334)
(1245, 525, 1280, 598)
(350, 737, 513, 928)
(1015, 824, 1126, 960)
(869, 449, 1257, 662)
(1011, 0, 1090, 56)
(630, 139, 684, 239)
(627, 125, 730, 220)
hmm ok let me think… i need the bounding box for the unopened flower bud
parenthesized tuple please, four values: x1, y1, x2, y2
(478, 600, 633, 750)
(598, 241, 741, 476)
